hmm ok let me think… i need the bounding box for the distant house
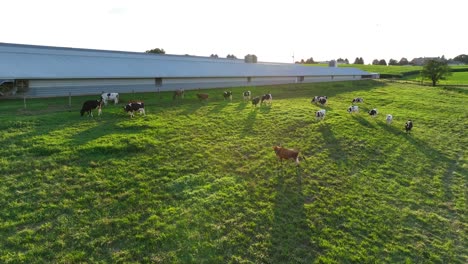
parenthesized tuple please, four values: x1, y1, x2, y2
(0, 43, 375, 98)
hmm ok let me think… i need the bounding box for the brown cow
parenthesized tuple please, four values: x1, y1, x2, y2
(196, 93, 209, 101)
(273, 146, 301, 165)
(173, 89, 184, 100)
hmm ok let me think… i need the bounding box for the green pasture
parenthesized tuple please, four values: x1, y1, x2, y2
(0, 80, 466, 263)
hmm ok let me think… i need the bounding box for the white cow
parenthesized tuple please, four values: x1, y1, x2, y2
(315, 109, 326, 120)
(347, 105, 359, 113)
(101, 92, 119, 106)
(386, 114, 393, 124)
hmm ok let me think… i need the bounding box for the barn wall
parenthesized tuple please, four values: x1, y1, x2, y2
(24, 75, 363, 98)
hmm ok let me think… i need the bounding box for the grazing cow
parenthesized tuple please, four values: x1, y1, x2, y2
(223, 91, 233, 101)
(196, 93, 209, 101)
(347, 105, 359, 113)
(352, 97, 364, 103)
(368, 108, 378, 117)
(273, 146, 301, 165)
(80, 99, 102, 117)
(312, 96, 327, 104)
(405, 120, 413, 133)
(315, 109, 326, 120)
(261, 93, 272, 105)
(173, 89, 184, 100)
(101, 92, 119, 106)
(252, 96, 261, 107)
(386, 114, 393, 124)
(243, 91, 251, 100)
(318, 97, 327, 105)
(124, 101, 145, 118)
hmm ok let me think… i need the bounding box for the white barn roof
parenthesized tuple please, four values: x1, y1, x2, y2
(0, 43, 370, 79)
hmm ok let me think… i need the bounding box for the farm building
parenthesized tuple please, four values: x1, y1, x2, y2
(0, 42, 376, 98)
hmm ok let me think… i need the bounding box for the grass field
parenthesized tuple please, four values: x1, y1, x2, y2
(0, 80, 467, 263)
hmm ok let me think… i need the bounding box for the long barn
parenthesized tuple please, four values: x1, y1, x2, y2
(0, 43, 375, 98)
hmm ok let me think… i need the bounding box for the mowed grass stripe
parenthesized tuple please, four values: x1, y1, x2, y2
(0, 80, 466, 263)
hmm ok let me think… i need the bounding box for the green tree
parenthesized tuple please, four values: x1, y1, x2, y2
(421, 59, 452, 86)
(398, 57, 409, 65)
(379, 59, 387, 66)
(145, 48, 165, 54)
(453, 54, 468, 64)
(388, 59, 398, 66)
(372, 59, 379, 65)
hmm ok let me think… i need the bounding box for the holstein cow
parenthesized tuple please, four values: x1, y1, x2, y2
(80, 99, 102, 117)
(386, 114, 393, 125)
(318, 96, 327, 106)
(124, 101, 145, 118)
(196, 93, 209, 101)
(273, 146, 301, 165)
(347, 105, 359, 113)
(352, 97, 364, 103)
(173, 89, 184, 100)
(243, 91, 251, 101)
(405, 120, 413, 133)
(315, 109, 326, 120)
(261, 93, 272, 105)
(101, 92, 119, 106)
(252, 96, 261, 107)
(223, 91, 233, 101)
(368, 108, 378, 117)
(312, 96, 327, 104)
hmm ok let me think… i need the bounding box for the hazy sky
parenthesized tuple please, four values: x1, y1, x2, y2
(3, 0, 466, 63)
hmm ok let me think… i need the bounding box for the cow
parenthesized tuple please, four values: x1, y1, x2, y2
(386, 114, 393, 125)
(405, 120, 413, 133)
(318, 97, 327, 105)
(101, 92, 119, 106)
(315, 109, 326, 120)
(196, 93, 209, 101)
(273, 146, 301, 165)
(352, 97, 364, 103)
(173, 89, 184, 100)
(223, 91, 233, 101)
(124, 101, 145, 118)
(312, 96, 327, 104)
(261, 93, 272, 105)
(252, 96, 261, 107)
(80, 99, 102, 117)
(243, 91, 251, 101)
(368, 108, 378, 117)
(347, 105, 359, 113)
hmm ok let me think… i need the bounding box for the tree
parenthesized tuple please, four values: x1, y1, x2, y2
(388, 59, 398, 66)
(353, 57, 364, 64)
(305, 57, 315, 64)
(244, 54, 257, 63)
(379, 59, 387, 66)
(210, 54, 219, 58)
(453, 54, 468, 64)
(421, 59, 452, 86)
(226, 54, 237, 59)
(398, 57, 409, 65)
(145, 48, 165, 54)
(344, 58, 349, 64)
(372, 59, 379, 65)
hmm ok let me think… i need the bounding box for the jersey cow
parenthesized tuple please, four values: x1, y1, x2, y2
(101, 92, 119, 106)
(273, 146, 302, 165)
(124, 101, 145, 118)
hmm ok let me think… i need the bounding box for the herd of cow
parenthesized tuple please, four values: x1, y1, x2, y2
(80, 89, 414, 166)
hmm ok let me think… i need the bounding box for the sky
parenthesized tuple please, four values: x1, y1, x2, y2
(2, 0, 467, 64)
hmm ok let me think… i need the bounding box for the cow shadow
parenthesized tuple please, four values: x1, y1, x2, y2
(178, 100, 206, 115)
(240, 109, 258, 138)
(375, 121, 468, 201)
(351, 115, 376, 129)
(268, 165, 318, 262)
(318, 123, 348, 162)
(235, 100, 250, 111)
(209, 101, 230, 114)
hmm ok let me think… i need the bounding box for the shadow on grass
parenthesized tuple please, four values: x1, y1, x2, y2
(318, 123, 348, 162)
(269, 165, 318, 262)
(351, 115, 376, 129)
(178, 100, 207, 115)
(241, 109, 257, 137)
(375, 121, 468, 201)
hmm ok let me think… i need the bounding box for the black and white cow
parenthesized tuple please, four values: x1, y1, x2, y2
(80, 99, 102, 117)
(101, 92, 119, 106)
(223, 91, 232, 101)
(261, 93, 272, 105)
(368, 108, 378, 117)
(124, 101, 145, 118)
(405, 120, 413, 133)
(243, 91, 251, 100)
(347, 105, 359, 113)
(252, 96, 261, 107)
(352, 97, 364, 103)
(311, 96, 327, 103)
(315, 109, 326, 120)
